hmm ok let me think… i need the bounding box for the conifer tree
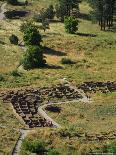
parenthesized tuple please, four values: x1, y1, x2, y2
(88, 0, 116, 30)
(56, 0, 81, 21)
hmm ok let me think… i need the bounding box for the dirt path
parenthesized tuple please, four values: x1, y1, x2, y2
(11, 129, 30, 155)
(0, 3, 7, 20)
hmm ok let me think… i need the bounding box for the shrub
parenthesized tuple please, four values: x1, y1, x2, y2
(107, 141, 116, 154)
(61, 58, 75, 64)
(0, 74, 4, 81)
(21, 139, 46, 154)
(20, 21, 32, 33)
(33, 15, 50, 32)
(34, 9, 47, 23)
(58, 128, 71, 138)
(9, 34, 19, 45)
(21, 46, 46, 70)
(23, 25, 42, 45)
(33, 14, 42, 23)
(48, 149, 60, 155)
(10, 70, 21, 77)
(64, 16, 78, 34)
(33, 5, 55, 22)
(55, 4, 67, 22)
(45, 5, 55, 20)
(25, 0, 28, 6)
(89, 141, 116, 154)
(7, 0, 18, 5)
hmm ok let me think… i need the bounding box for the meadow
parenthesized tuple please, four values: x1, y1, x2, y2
(0, 2, 116, 88)
(0, 100, 23, 155)
(0, 0, 116, 154)
(45, 92, 116, 133)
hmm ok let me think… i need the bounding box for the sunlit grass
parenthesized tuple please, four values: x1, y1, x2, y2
(0, 0, 116, 88)
(45, 92, 116, 133)
(0, 100, 23, 155)
(0, 1, 116, 154)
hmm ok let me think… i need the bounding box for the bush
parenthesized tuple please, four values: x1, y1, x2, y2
(89, 141, 116, 154)
(55, 4, 67, 22)
(45, 5, 55, 20)
(10, 70, 21, 77)
(107, 141, 116, 154)
(64, 16, 78, 34)
(61, 58, 75, 64)
(7, 0, 18, 5)
(23, 25, 42, 45)
(33, 9, 47, 23)
(20, 21, 32, 33)
(58, 128, 71, 138)
(9, 34, 19, 45)
(0, 74, 4, 81)
(21, 139, 46, 154)
(33, 5, 55, 22)
(48, 149, 60, 155)
(34, 15, 50, 32)
(21, 46, 46, 70)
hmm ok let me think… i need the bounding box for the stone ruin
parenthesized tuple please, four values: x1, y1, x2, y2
(78, 81, 116, 93)
(0, 84, 84, 128)
(0, 81, 116, 128)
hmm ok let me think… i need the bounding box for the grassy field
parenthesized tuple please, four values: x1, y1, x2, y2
(0, 0, 116, 154)
(20, 92, 116, 155)
(22, 126, 116, 155)
(6, 0, 58, 12)
(0, 3, 116, 88)
(0, 100, 23, 155)
(45, 93, 116, 133)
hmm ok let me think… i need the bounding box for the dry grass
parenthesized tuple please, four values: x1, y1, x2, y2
(0, 18, 116, 88)
(6, 0, 57, 13)
(0, 1, 116, 154)
(0, 100, 23, 155)
(0, 0, 116, 88)
(21, 92, 116, 154)
(46, 92, 116, 134)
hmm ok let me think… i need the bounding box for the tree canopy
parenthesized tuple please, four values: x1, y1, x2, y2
(88, 0, 116, 30)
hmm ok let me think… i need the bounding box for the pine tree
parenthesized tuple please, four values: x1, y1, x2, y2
(88, 0, 116, 30)
(56, 0, 81, 21)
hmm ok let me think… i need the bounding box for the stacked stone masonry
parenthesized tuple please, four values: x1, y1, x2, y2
(0, 82, 116, 129)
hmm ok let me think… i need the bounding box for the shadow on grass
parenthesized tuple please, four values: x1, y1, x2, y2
(78, 13, 91, 21)
(0, 40, 5, 45)
(10, 1, 28, 6)
(5, 10, 29, 19)
(105, 26, 116, 33)
(76, 32, 97, 37)
(43, 46, 67, 56)
(44, 64, 63, 69)
(48, 19, 61, 23)
(42, 32, 61, 38)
